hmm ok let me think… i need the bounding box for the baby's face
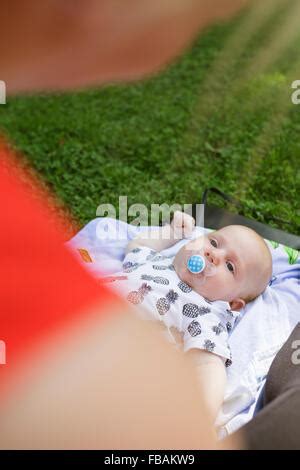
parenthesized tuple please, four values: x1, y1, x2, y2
(173, 225, 271, 309)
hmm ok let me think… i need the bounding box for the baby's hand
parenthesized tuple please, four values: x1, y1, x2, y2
(171, 211, 195, 240)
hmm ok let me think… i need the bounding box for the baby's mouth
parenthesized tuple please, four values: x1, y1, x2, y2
(182, 249, 217, 279)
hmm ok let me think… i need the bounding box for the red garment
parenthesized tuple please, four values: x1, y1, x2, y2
(0, 142, 120, 399)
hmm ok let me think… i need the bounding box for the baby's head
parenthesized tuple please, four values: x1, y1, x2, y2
(173, 225, 272, 311)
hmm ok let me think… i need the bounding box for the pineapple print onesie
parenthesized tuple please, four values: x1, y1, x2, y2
(109, 246, 237, 366)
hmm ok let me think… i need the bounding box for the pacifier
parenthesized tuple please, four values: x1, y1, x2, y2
(186, 254, 216, 284)
(187, 255, 205, 274)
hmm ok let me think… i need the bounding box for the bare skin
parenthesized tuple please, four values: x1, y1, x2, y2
(0, 304, 217, 449)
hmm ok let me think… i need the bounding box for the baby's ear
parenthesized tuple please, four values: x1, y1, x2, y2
(229, 298, 245, 311)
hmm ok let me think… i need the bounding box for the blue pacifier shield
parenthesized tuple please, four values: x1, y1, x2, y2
(187, 255, 205, 274)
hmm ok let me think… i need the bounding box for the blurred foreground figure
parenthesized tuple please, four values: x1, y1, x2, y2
(1, 0, 248, 92)
(0, 0, 247, 449)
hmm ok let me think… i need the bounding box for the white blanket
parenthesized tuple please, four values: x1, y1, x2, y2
(66, 217, 300, 435)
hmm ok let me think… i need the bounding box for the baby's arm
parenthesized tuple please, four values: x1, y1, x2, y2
(126, 211, 195, 254)
(187, 349, 226, 423)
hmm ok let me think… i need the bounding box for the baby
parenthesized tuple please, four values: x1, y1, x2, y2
(110, 211, 272, 421)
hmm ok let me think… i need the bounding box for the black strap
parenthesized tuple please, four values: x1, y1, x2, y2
(201, 187, 242, 209)
(201, 187, 299, 233)
(171, 187, 299, 247)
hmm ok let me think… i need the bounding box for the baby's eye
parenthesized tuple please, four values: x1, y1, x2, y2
(226, 261, 235, 274)
(210, 238, 218, 248)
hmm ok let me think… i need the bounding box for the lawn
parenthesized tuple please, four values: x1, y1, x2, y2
(1, 2, 300, 235)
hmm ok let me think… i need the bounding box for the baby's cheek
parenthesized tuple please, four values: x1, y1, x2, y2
(216, 275, 237, 300)
(177, 267, 190, 286)
(206, 275, 226, 299)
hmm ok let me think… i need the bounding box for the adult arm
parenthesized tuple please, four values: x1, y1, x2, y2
(1, 0, 249, 92)
(187, 349, 227, 423)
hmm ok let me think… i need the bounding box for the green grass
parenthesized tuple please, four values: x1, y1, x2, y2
(1, 6, 300, 235)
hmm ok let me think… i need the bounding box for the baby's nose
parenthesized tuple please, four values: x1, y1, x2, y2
(204, 248, 221, 265)
(204, 249, 215, 264)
